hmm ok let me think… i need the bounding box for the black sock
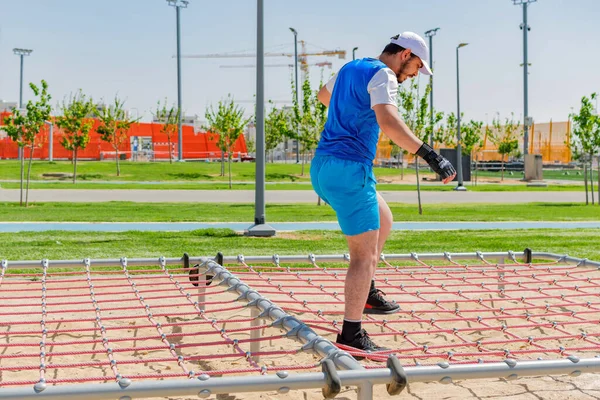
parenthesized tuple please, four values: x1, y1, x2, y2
(341, 320, 362, 341)
(370, 279, 376, 293)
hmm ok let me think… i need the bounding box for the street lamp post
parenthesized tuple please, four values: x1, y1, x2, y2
(424, 28, 440, 149)
(13, 48, 33, 161)
(246, 0, 275, 237)
(455, 43, 469, 192)
(289, 27, 300, 163)
(513, 0, 536, 156)
(352, 47, 358, 60)
(167, 0, 188, 162)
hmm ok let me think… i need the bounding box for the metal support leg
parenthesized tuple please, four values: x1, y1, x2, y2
(497, 257, 505, 295)
(198, 273, 206, 311)
(357, 382, 374, 400)
(251, 307, 261, 364)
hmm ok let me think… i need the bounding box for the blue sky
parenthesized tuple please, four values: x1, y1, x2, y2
(1, 0, 599, 124)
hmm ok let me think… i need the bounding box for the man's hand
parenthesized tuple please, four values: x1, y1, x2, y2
(416, 143, 457, 184)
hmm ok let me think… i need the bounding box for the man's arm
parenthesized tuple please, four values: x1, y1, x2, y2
(373, 104, 456, 184)
(317, 73, 337, 107)
(317, 85, 331, 107)
(373, 104, 422, 154)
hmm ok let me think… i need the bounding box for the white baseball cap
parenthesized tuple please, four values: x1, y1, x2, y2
(390, 32, 433, 76)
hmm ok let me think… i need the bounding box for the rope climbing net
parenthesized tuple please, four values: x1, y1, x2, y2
(0, 250, 598, 400)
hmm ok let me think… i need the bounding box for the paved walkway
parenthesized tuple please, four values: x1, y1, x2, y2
(0, 189, 585, 203)
(3, 221, 599, 233)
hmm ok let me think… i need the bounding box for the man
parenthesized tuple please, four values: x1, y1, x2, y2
(311, 32, 457, 353)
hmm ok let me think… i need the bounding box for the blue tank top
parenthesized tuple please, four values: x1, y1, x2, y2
(315, 58, 388, 165)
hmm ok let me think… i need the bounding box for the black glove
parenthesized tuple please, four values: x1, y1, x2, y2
(416, 143, 456, 180)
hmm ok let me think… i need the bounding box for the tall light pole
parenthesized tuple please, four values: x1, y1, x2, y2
(167, 0, 188, 162)
(513, 0, 536, 156)
(352, 47, 358, 60)
(424, 28, 439, 148)
(247, 0, 275, 237)
(289, 27, 300, 163)
(13, 48, 32, 161)
(455, 43, 469, 192)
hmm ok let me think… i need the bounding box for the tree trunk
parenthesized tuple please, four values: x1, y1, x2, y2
(228, 152, 233, 189)
(501, 155, 505, 182)
(25, 145, 34, 207)
(116, 147, 121, 177)
(590, 159, 595, 205)
(475, 155, 479, 186)
(220, 151, 225, 176)
(584, 163, 589, 205)
(416, 158, 423, 215)
(301, 149, 306, 176)
(19, 147, 24, 206)
(168, 137, 173, 164)
(400, 153, 404, 180)
(73, 148, 78, 184)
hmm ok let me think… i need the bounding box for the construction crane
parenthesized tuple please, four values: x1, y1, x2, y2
(219, 61, 332, 69)
(180, 41, 345, 73)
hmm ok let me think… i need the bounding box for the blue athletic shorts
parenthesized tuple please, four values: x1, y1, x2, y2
(310, 154, 379, 236)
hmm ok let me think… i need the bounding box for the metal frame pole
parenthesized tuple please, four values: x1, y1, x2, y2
(455, 44, 467, 191)
(246, 0, 275, 236)
(425, 28, 439, 148)
(291, 28, 300, 164)
(18, 53, 25, 161)
(175, 5, 183, 161)
(428, 35, 434, 148)
(523, 2, 529, 156)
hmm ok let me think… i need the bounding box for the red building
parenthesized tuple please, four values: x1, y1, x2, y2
(0, 112, 248, 161)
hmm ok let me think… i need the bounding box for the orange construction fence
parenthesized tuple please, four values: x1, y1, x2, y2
(0, 113, 247, 161)
(376, 120, 572, 164)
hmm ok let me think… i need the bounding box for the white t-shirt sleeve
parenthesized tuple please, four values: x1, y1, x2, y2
(367, 68, 398, 109)
(325, 73, 338, 93)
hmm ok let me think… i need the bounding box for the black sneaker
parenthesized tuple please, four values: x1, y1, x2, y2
(336, 329, 387, 359)
(364, 288, 400, 314)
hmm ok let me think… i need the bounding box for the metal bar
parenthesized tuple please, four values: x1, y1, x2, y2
(428, 34, 434, 148)
(2, 251, 537, 269)
(18, 54, 24, 162)
(250, 307, 261, 363)
(8, 251, 598, 270)
(195, 258, 362, 372)
(175, 5, 183, 161)
(532, 252, 600, 267)
(523, 2, 529, 156)
(1, 357, 598, 400)
(255, 0, 266, 225)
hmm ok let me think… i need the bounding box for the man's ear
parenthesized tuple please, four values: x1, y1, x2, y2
(400, 48, 413, 61)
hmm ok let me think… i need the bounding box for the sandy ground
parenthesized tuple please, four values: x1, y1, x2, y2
(0, 259, 598, 399)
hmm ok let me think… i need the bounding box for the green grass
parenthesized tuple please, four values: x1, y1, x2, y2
(2, 229, 599, 262)
(1, 202, 599, 222)
(0, 181, 585, 191)
(0, 160, 313, 183)
(475, 168, 591, 182)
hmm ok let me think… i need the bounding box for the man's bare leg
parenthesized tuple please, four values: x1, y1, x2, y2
(343, 229, 379, 321)
(363, 192, 400, 315)
(376, 192, 393, 257)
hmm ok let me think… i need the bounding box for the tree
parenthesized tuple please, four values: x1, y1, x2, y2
(570, 93, 600, 205)
(490, 113, 519, 181)
(205, 95, 250, 189)
(291, 70, 327, 176)
(461, 120, 484, 156)
(55, 91, 95, 183)
(3, 80, 52, 207)
(396, 79, 432, 215)
(96, 98, 136, 177)
(153, 99, 180, 164)
(265, 102, 294, 162)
